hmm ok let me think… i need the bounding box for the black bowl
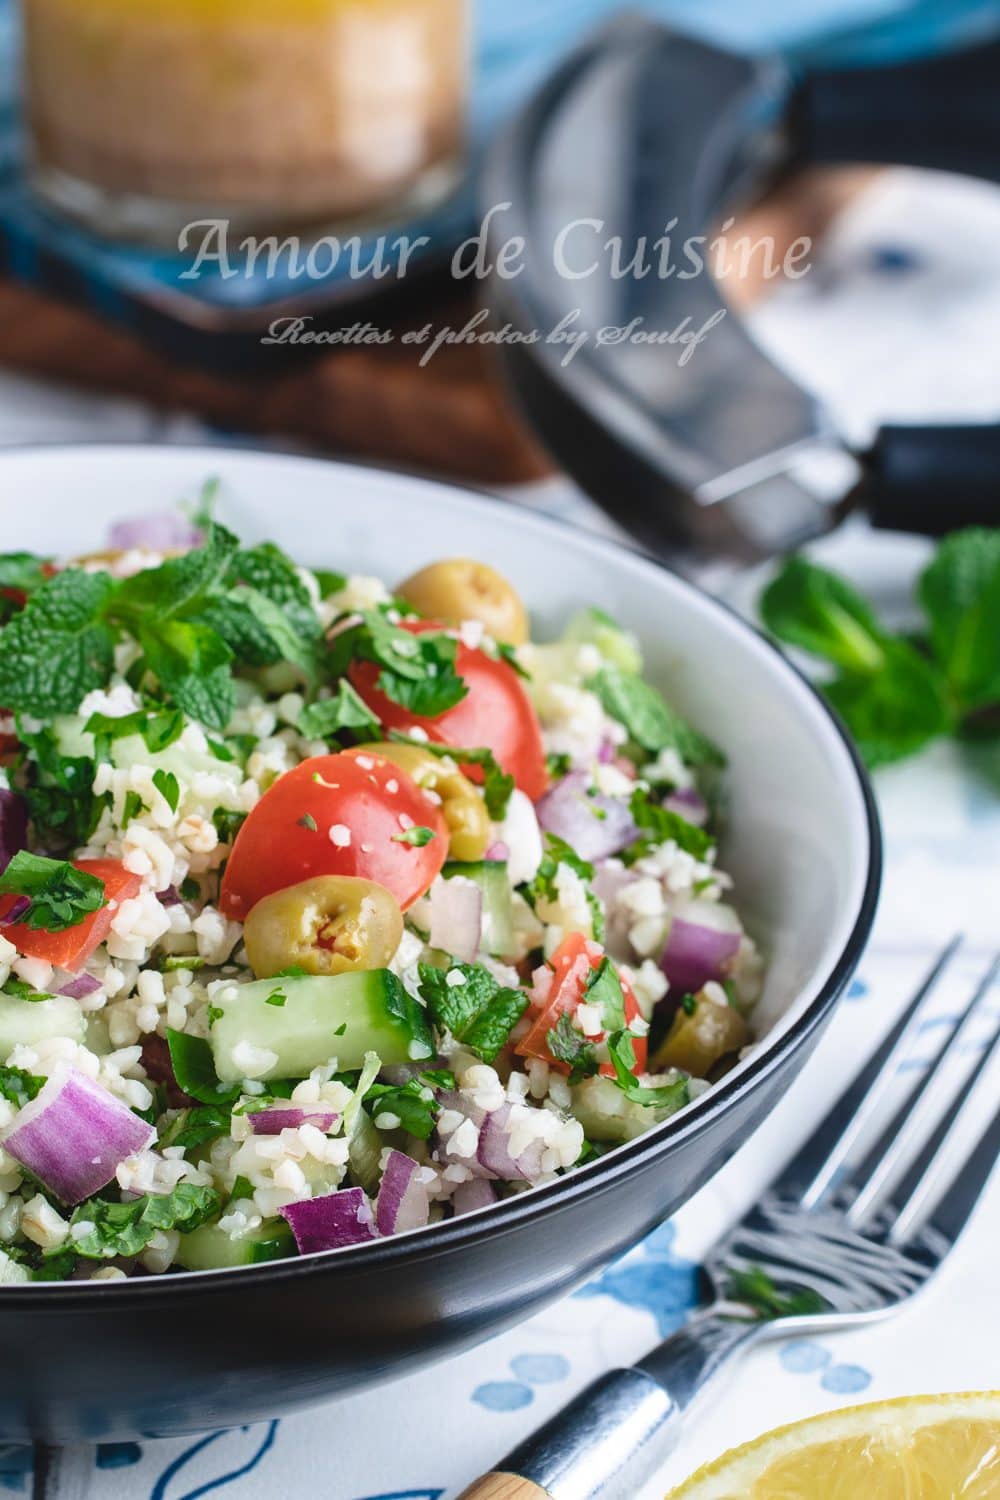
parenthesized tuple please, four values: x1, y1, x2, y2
(1, 720, 878, 1444)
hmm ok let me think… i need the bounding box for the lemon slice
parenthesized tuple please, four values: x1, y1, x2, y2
(667, 1392, 1000, 1499)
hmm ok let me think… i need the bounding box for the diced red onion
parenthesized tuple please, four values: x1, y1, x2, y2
(1, 895, 30, 926)
(477, 1104, 546, 1181)
(659, 900, 742, 996)
(375, 1149, 430, 1236)
(108, 512, 201, 553)
(664, 787, 709, 827)
(157, 886, 182, 908)
(140, 1034, 196, 1109)
(451, 1178, 497, 1216)
(435, 1091, 493, 1180)
(429, 876, 482, 963)
(485, 841, 510, 863)
(280, 1187, 378, 1254)
(249, 1107, 338, 1136)
(2, 1068, 155, 1204)
(58, 974, 103, 1001)
(0, 790, 27, 876)
(591, 860, 640, 955)
(597, 738, 615, 764)
(536, 773, 638, 861)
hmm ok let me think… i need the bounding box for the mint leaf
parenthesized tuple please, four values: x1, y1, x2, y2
(761, 555, 888, 674)
(111, 522, 239, 624)
(0, 553, 52, 595)
(624, 787, 714, 864)
(0, 1064, 45, 1105)
(228, 542, 322, 644)
(919, 529, 1000, 713)
(138, 618, 236, 732)
(203, 585, 320, 682)
(546, 1013, 599, 1083)
(0, 852, 106, 932)
(0, 570, 116, 716)
(824, 640, 953, 768)
(18, 725, 102, 851)
(165, 1029, 240, 1105)
(590, 664, 724, 767)
(364, 1079, 439, 1139)
(69, 1183, 221, 1259)
(358, 615, 469, 717)
(607, 1030, 690, 1110)
(417, 961, 527, 1064)
(298, 681, 380, 743)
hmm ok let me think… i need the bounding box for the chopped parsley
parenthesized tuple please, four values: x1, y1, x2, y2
(67, 1183, 221, 1260)
(607, 1030, 689, 1111)
(392, 826, 437, 847)
(546, 1013, 599, 1083)
(726, 1265, 827, 1321)
(0, 1065, 45, 1106)
(158, 1103, 232, 1153)
(525, 833, 604, 941)
(165, 1029, 240, 1105)
(363, 1079, 440, 1139)
(152, 768, 180, 813)
(2, 977, 54, 1002)
(590, 664, 725, 768)
(0, 852, 106, 932)
(298, 813, 318, 832)
(297, 681, 380, 743)
(623, 786, 714, 864)
(418, 961, 528, 1064)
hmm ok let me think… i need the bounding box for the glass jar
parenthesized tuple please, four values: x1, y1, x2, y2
(21, 0, 469, 242)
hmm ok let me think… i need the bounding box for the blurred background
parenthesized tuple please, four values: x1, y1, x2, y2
(0, 0, 997, 545)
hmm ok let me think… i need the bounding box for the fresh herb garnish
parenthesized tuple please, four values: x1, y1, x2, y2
(363, 1079, 439, 1139)
(298, 813, 318, 832)
(392, 826, 437, 847)
(418, 961, 528, 1064)
(297, 681, 380, 743)
(158, 1103, 232, 1153)
(546, 1013, 599, 1083)
(0, 852, 106, 932)
(68, 1183, 221, 1260)
(165, 1029, 240, 1105)
(0, 1064, 45, 1105)
(152, 768, 180, 813)
(726, 1264, 827, 1321)
(607, 1030, 689, 1111)
(2, 978, 54, 1002)
(590, 664, 725, 768)
(623, 786, 714, 864)
(524, 834, 604, 942)
(760, 536, 1000, 768)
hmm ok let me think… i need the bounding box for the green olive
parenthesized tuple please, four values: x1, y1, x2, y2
(355, 742, 490, 863)
(243, 876, 403, 980)
(650, 995, 749, 1078)
(397, 559, 529, 646)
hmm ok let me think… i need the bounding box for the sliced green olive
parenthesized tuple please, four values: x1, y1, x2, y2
(650, 994, 749, 1078)
(354, 742, 490, 863)
(397, 558, 529, 646)
(243, 876, 403, 980)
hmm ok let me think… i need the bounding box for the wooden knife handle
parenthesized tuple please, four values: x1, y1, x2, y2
(455, 1473, 550, 1500)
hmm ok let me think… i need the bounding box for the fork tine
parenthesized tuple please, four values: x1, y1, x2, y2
(846, 953, 1000, 1224)
(891, 1092, 1000, 1249)
(775, 936, 963, 1208)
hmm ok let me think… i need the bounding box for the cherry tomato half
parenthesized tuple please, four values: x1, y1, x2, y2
(0, 859, 141, 973)
(219, 751, 448, 922)
(515, 932, 647, 1077)
(348, 622, 549, 803)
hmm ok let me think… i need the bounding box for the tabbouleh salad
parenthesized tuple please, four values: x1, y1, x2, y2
(0, 500, 762, 1281)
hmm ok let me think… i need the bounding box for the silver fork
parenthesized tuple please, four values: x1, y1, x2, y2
(459, 939, 1000, 1500)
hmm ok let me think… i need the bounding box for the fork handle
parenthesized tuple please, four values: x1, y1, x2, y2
(457, 1311, 755, 1500)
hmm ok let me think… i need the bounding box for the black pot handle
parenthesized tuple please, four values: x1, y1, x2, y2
(792, 39, 1000, 184)
(859, 423, 1000, 535)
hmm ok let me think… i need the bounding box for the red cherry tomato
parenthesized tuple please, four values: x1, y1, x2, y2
(220, 751, 448, 922)
(515, 932, 647, 1077)
(348, 622, 549, 803)
(0, 859, 141, 973)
